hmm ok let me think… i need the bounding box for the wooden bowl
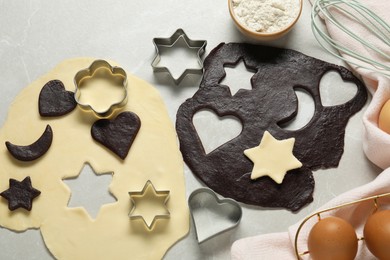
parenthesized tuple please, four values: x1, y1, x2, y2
(228, 0, 303, 41)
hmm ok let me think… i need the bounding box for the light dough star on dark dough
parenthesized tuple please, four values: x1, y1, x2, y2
(176, 42, 367, 211)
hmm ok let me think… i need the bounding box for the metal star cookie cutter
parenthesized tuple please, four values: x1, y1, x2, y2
(74, 60, 128, 118)
(188, 188, 242, 243)
(151, 28, 207, 84)
(128, 180, 170, 230)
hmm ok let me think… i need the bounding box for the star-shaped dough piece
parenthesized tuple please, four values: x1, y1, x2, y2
(129, 181, 170, 230)
(244, 131, 302, 184)
(0, 176, 41, 211)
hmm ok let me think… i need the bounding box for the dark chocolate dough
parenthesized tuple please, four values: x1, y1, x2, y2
(91, 112, 141, 160)
(5, 125, 53, 161)
(0, 176, 41, 211)
(39, 80, 77, 117)
(176, 43, 367, 211)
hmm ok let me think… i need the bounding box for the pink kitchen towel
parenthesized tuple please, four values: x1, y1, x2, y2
(311, 0, 390, 168)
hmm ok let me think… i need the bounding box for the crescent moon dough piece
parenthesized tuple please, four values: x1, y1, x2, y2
(0, 58, 189, 259)
(176, 43, 367, 211)
(5, 125, 53, 161)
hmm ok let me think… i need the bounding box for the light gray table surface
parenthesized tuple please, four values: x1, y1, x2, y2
(0, 0, 381, 259)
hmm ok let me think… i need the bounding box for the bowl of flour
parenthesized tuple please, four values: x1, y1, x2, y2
(229, 0, 302, 40)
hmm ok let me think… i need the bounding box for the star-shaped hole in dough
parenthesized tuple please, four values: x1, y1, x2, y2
(220, 59, 256, 96)
(244, 131, 302, 184)
(0, 176, 41, 211)
(129, 181, 170, 230)
(63, 163, 116, 219)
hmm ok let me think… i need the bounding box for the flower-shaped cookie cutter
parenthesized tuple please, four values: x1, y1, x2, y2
(151, 28, 207, 84)
(74, 60, 128, 118)
(128, 180, 170, 230)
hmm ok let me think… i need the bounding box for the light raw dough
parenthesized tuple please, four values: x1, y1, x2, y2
(0, 58, 189, 259)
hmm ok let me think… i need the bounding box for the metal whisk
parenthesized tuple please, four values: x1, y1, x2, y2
(311, 0, 390, 77)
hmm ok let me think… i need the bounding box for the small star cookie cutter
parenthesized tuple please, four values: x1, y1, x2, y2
(74, 60, 128, 118)
(151, 28, 207, 84)
(128, 180, 170, 230)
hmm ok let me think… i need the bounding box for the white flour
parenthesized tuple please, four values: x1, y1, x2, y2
(232, 0, 300, 33)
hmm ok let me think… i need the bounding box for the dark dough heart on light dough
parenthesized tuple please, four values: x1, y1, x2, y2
(38, 80, 77, 117)
(176, 43, 367, 211)
(91, 111, 141, 160)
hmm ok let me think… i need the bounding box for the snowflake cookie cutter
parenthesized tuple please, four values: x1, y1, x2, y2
(128, 180, 170, 230)
(151, 28, 207, 84)
(74, 60, 128, 118)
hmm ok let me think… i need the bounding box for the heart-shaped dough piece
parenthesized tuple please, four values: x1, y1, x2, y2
(38, 80, 77, 117)
(91, 111, 141, 160)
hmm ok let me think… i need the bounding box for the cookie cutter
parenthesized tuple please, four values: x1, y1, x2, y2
(294, 192, 390, 259)
(128, 180, 170, 230)
(74, 60, 128, 118)
(151, 28, 207, 84)
(188, 188, 242, 243)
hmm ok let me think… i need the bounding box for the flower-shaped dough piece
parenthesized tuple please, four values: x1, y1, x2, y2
(74, 60, 128, 118)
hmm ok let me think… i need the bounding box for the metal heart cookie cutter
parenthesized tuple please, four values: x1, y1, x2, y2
(74, 60, 128, 118)
(151, 28, 207, 84)
(188, 188, 242, 243)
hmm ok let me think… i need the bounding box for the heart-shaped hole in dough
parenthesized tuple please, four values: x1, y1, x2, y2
(193, 109, 242, 154)
(320, 70, 358, 107)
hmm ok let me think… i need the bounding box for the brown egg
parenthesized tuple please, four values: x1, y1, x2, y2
(308, 216, 358, 260)
(378, 100, 390, 134)
(364, 210, 390, 260)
